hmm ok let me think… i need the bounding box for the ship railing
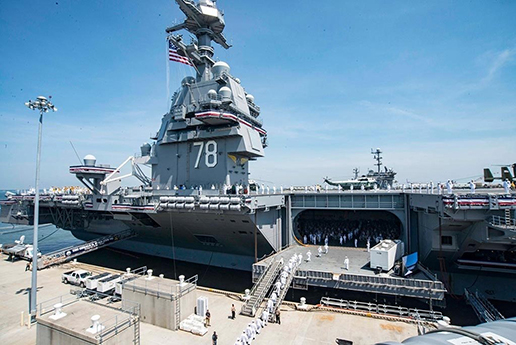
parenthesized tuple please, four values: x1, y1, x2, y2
(489, 215, 516, 228)
(320, 297, 443, 322)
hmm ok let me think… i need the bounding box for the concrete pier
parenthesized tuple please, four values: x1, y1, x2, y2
(0, 254, 419, 344)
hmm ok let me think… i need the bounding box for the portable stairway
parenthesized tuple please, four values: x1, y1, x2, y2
(266, 267, 297, 322)
(464, 288, 505, 323)
(37, 229, 137, 269)
(241, 259, 282, 317)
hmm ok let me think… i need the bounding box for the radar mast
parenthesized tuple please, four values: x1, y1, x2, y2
(371, 148, 383, 174)
(166, 0, 231, 81)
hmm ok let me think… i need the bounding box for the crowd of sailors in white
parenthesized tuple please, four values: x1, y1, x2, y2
(234, 254, 300, 345)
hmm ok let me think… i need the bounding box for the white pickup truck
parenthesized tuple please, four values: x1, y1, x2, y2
(62, 270, 92, 287)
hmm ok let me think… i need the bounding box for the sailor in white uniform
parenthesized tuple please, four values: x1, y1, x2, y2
(240, 331, 249, 345)
(469, 180, 476, 194)
(246, 323, 255, 341)
(446, 180, 453, 194)
(503, 179, 511, 194)
(324, 243, 329, 254)
(274, 281, 282, 294)
(306, 250, 312, 262)
(250, 321, 258, 336)
(344, 256, 350, 270)
(261, 310, 269, 326)
(317, 246, 322, 257)
(256, 318, 263, 333)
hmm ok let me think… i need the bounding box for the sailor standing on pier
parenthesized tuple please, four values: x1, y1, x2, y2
(306, 250, 312, 262)
(324, 243, 329, 254)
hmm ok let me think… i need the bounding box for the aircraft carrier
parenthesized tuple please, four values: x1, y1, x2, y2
(1, 0, 516, 303)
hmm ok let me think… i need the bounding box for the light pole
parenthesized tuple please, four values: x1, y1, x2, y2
(24, 96, 57, 320)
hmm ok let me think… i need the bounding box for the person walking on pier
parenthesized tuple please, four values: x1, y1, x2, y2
(231, 304, 236, 319)
(324, 243, 328, 254)
(240, 330, 249, 345)
(354, 238, 358, 248)
(205, 309, 211, 327)
(275, 308, 281, 324)
(262, 310, 269, 326)
(344, 256, 350, 270)
(212, 331, 218, 345)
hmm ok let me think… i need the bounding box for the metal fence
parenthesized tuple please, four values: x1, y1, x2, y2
(320, 297, 443, 322)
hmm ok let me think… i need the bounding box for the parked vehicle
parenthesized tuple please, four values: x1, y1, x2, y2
(62, 270, 92, 287)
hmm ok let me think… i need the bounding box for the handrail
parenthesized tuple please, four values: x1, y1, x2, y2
(320, 297, 443, 322)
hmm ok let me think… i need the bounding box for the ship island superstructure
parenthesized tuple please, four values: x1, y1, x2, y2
(1, 0, 516, 304)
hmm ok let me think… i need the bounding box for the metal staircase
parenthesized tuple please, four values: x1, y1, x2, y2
(38, 229, 137, 269)
(464, 288, 504, 323)
(266, 269, 297, 322)
(241, 259, 282, 317)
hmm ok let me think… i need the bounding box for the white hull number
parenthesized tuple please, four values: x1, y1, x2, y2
(193, 140, 218, 168)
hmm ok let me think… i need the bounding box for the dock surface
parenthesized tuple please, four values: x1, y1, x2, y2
(0, 255, 418, 344)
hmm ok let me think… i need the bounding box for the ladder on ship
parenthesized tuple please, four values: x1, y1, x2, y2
(241, 259, 282, 317)
(37, 229, 138, 269)
(464, 288, 504, 323)
(265, 268, 297, 322)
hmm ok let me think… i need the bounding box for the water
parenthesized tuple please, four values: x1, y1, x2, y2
(0, 223, 84, 254)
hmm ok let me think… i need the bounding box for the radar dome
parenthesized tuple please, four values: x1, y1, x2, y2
(83, 154, 96, 167)
(207, 89, 217, 99)
(218, 86, 232, 102)
(181, 76, 196, 87)
(140, 143, 151, 156)
(246, 94, 255, 103)
(212, 61, 230, 79)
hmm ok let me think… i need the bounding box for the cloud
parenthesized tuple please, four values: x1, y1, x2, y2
(482, 48, 515, 84)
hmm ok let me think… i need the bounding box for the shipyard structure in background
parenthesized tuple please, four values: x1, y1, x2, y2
(1, 0, 516, 304)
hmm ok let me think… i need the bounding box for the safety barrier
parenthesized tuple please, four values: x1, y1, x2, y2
(320, 297, 443, 322)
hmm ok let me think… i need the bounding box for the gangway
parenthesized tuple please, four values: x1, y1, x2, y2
(265, 267, 297, 322)
(241, 259, 282, 317)
(37, 229, 137, 269)
(464, 288, 505, 323)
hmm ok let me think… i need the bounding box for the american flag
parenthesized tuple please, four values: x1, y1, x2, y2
(168, 41, 193, 67)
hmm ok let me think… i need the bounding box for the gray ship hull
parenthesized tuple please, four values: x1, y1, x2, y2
(71, 210, 276, 271)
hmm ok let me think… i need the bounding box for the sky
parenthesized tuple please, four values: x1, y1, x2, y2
(0, 0, 515, 190)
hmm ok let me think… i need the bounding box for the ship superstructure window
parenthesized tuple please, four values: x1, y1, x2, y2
(194, 234, 222, 247)
(441, 236, 453, 246)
